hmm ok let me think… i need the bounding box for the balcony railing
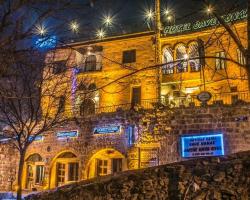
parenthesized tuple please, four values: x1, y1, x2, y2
(95, 99, 160, 114)
(79, 91, 250, 117)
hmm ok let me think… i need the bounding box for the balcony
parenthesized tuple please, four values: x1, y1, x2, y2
(95, 99, 160, 114)
(77, 91, 250, 117)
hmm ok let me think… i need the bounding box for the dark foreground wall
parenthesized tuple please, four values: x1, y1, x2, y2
(26, 151, 250, 200)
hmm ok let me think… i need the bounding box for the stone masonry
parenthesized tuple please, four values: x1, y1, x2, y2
(26, 150, 250, 200)
(1, 104, 250, 191)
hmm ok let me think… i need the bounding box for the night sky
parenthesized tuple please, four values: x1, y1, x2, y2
(69, 0, 247, 41)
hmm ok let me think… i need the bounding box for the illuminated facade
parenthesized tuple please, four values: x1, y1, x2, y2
(1, 14, 250, 192)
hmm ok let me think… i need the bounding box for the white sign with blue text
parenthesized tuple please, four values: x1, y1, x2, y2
(57, 130, 78, 139)
(93, 125, 120, 134)
(181, 133, 224, 158)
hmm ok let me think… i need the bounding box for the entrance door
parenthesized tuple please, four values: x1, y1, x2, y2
(26, 165, 34, 189)
(56, 163, 66, 186)
(35, 165, 45, 185)
(131, 87, 141, 107)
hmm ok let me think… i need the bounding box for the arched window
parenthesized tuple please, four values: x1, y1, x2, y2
(175, 44, 188, 73)
(52, 152, 79, 187)
(162, 47, 174, 74)
(26, 154, 43, 162)
(25, 154, 44, 189)
(80, 99, 95, 116)
(85, 55, 97, 71)
(58, 152, 77, 158)
(188, 42, 200, 72)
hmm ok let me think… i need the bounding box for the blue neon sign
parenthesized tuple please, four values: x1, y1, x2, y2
(180, 133, 224, 158)
(93, 126, 120, 134)
(35, 35, 57, 49)
(57, 131, 78, 139)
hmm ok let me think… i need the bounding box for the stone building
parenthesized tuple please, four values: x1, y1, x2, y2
(1, 9, 250, 192)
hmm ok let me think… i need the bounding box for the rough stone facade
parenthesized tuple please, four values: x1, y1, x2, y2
(1, 104, 250, 192)
(25, 150, 250, 200)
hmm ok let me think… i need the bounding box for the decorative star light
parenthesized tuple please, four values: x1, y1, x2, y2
(164, 9, 170, 16)
(70, 21, 79, 33)
(96, 29, 105, 39)
(103, 15, 113, 27)
(145, 9, 154, 21)
(35, 24, 47, 36)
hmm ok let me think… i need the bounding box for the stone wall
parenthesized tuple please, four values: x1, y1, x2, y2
(0, 143, 18, 191)
(26, 150, 250, 200)
(1, 104, 250, 192)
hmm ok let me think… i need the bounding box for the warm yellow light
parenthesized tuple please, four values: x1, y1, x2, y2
(169, 95, 174, 100)
(103, 15, 113, 26)
(206, 6, 213, 14)
(96, 29, 105, 39)
(70, 21, 79, 33)
(145, 9, 154, 21)
(184, 54, 189, 60)
(167, 15, 172, 21)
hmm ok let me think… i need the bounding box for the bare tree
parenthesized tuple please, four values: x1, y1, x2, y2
(0, 1, 100, 199)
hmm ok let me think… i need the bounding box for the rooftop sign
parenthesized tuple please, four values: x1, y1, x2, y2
(163, 9, 247, 35)
(180, 133, 224, 158)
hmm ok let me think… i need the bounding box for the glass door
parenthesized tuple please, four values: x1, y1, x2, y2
(68, 162, 79, 182)
(56, 163, 66, 186)
(26, 165, 34, 189)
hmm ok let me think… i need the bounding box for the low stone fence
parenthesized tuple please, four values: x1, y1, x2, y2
(26, 151, 250, 200)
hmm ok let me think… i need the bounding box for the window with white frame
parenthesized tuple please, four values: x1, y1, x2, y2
(162, 47, 174, 74)
(176, 44, 188, 73)
(188, 42, 200, 72)
(215, 51, 226, 70)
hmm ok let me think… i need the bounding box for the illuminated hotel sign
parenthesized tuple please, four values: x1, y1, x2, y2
(181, 133, 224, 158)
(163, 9, 247, 35)
(93, 125, 120, 134)
(57, 131, 78, 139)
